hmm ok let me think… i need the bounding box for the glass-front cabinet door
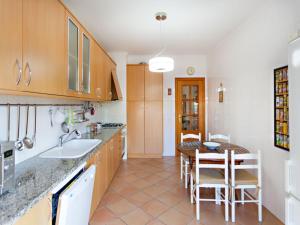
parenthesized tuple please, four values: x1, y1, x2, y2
(68, 18, 79, 92)
(82, 33, 90, 94)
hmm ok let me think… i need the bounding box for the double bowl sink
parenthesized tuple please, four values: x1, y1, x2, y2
(39, 139, 102, 159)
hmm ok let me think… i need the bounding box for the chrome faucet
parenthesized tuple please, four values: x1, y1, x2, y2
(58, 129, 80, 147)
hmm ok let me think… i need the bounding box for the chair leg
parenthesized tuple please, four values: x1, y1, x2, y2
(215, 187, 221, 205)
(196, 185, 200, 221)
(215, 188, 218, 205)
(258, 188, 262, 222)
(231, 187, 236, 223)
(225, 186, 229, 222)
(184, 162, 188, 189)
(180, 155, 183, 180)
(190, 174, 194, 204)
(241, 188, 245, 205)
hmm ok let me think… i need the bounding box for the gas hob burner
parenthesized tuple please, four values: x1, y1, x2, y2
(101, 123, 124, 128)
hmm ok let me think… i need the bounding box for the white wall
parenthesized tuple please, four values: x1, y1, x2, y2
(0, 95, 104, 164)
(128, 54, 208, 156)
(98, 52, 128, 123)
(207, 0, 300, 221)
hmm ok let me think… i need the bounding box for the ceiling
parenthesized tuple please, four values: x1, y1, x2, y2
(64, 0, 265, 55)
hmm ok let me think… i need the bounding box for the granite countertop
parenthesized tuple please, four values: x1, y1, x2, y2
(0, 127, 124, 225)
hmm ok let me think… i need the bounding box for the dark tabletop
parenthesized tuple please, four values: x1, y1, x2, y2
(177, 141, 249, 159)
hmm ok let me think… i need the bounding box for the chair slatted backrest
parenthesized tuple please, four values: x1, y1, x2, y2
(231, 150, 262, 187)
(195, 149, 228, 185)
(208, 133, 231, 143)
(181, 133, 201, 143)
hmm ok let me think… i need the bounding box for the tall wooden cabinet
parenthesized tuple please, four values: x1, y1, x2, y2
(127, 64, 163, 158)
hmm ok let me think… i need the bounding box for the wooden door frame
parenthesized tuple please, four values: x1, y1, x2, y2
(175, 77, 206, 156)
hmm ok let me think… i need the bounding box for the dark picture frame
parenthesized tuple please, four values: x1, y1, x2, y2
(274, 66, 289, 151)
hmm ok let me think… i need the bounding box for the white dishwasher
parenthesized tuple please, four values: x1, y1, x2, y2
(52, 164, 96, 225)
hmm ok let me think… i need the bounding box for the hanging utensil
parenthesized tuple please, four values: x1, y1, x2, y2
(49, 108, 53, 127)
(61, 121, 70, 133)
(31, 105, 37, 144)
(23, 105, 33, 149)
(7, 103, 10, 141)
(15, 104, 24, 151)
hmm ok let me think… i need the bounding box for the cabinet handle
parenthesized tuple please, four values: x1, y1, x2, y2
(47, 197, 52, 222)
(80, 82, 84, 93)
(24, 63, 32, 86)
(15, 59, 22, 85)
(96, 87, 101, 97)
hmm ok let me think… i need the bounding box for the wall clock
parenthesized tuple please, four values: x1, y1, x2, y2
(186, 66, 195, 75)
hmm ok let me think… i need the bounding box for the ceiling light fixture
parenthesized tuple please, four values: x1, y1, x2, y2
(149, 12, 174, 73)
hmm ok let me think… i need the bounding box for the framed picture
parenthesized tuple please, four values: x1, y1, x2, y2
(274, 66, 289, 151)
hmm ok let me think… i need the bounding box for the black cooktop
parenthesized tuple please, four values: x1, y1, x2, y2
(101, 123, 124, 128)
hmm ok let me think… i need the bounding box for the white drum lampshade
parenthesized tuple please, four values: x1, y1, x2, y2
(149, 57, 174, 73)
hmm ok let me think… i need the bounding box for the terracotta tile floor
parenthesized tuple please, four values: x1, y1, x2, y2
(90, 157, 284, 225)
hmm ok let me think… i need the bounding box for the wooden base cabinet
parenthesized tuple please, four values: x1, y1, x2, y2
(88, 132, 122, 218)
(127, 64, 163, 158)
(14, 195, 52, 225)
(88, 144, 108, 218)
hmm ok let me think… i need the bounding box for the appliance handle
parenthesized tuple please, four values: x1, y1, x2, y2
(1, 156, 4, 187)
(285, 160, 291, 193)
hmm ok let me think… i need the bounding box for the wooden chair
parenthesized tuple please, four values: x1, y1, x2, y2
(208, 133, 231, 143)
(180, 133, 201, 189)
(230, 150, 262, 222)
(190, 149, 229, 221)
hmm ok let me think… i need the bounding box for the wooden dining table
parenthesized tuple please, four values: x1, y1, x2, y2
(177, 141, 250, 165)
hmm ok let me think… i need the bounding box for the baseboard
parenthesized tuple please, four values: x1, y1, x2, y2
(128, 153, 162, 158)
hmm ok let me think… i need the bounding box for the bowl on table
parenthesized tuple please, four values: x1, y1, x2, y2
(203, 142, 221, 150)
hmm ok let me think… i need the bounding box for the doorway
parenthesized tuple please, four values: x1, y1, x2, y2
(175, 78, 206, 156)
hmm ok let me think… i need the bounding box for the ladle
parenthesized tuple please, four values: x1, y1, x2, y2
(15, 105, 24, 151)
(23, 105, 33, 149)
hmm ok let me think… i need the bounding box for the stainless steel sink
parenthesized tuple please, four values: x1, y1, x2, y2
(39, 139, 101, 159)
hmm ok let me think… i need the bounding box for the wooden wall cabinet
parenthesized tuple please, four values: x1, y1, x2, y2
(66, 13, 94, 98)
(0, 0, 122, 102)
(127, 64, 163, 158)
(14, 195, 52, 225)
(0, 0, 66, 95)
(91, 41, 106, 101)
(0, 0, 22, 92)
